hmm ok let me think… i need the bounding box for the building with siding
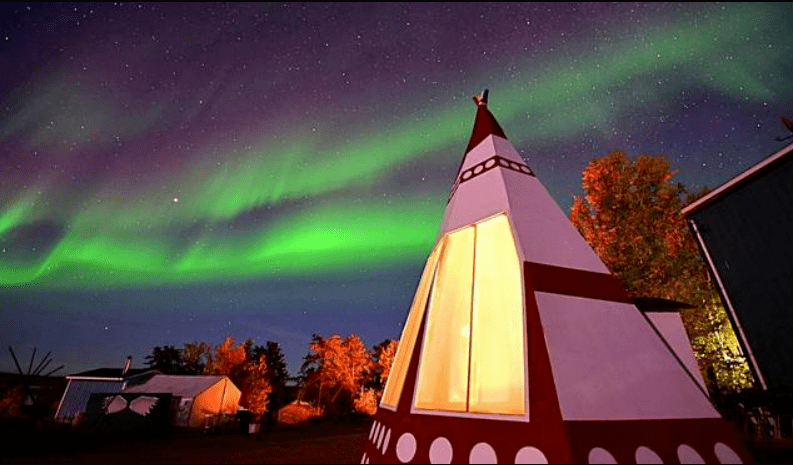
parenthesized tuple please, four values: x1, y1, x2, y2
(54, 366, 158, 424)
(682, 141, 793, 392)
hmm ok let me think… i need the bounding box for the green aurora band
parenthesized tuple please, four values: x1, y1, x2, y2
(1, 3, 790, 288)
(0, 194, 445, 288)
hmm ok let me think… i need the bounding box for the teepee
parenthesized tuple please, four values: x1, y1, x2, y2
(361, 91, 752, 464)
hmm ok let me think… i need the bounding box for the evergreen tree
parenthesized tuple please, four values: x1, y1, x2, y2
(144, 345, 182, 374)
(251, 341, 288, 423)
(180, 341, 210, 375)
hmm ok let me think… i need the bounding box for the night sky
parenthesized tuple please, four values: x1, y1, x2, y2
(2, 3, 792, 377)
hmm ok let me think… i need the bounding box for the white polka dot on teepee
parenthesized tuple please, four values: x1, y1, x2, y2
(469, 442, 497, 464)
(429, 437, 453, 464)
(588, 448, 617, 464)
(396, 433, 417, 463)
(515, 446, 547, 464)
(714, 443, 742, 464)
(635, 446, 663, 464)
(677, 444, 705, 464)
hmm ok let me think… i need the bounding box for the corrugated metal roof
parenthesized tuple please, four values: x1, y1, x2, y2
(55, 379, 124, 421)
(124, 375, 234, 398)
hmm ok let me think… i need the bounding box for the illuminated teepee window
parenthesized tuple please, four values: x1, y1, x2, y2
(415, 213, 526, 415)
(469, 214, 525, 414)
(380, 238, 446, 408)
(415, 226, 475, 411)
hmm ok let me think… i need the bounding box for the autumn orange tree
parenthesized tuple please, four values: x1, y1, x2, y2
(249, 341, 289, 423)
(354, 388, 378, 416)
(205, 336, 272, 418)
(570, 152, 753, 396)
(347, 338, 400, 415)
(372, 339, 398, 389)
(351, 338, 398, 415)
(299, 333, 374, 417)
(242, 354, 273, 418)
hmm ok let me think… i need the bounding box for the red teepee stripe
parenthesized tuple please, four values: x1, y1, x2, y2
(524, 262, 574, 462)
(453, 104, 509, 181)
(525, 262, 632, 304)
(465, 105, 507, 154)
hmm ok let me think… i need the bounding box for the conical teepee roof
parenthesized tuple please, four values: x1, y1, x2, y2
(361, 92, 752, 464)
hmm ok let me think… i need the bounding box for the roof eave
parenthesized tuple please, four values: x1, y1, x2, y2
(682, 141, 793, 216)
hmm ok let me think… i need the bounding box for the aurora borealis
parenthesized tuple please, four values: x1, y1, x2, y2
(2, 3, 792, 375)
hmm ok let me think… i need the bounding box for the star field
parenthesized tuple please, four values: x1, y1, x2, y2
(1, 3, 792, 374)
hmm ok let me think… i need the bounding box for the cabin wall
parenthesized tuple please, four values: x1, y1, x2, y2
(689, 153, 793, 390)
(55, 380, 124, 423)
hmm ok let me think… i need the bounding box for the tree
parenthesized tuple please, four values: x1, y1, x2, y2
(354, 388, 378, 416)
(370, 339, 398, 395)
(570, 153, 691, 300)
(206, 336, 272, 417)
(144, 345, 182, 374)
(180, 341, 210, 375)
(351, 338, 399, 415)
(244, 354, 273, 418)
(144, 342, 209, 375)
(570, 151, 753, 396)
(205, 336, 248, 380)
(250, 341, 288, 423)
(299, 333, 374, 417)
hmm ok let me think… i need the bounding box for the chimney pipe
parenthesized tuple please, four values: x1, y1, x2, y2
(122, 355, 132, 376)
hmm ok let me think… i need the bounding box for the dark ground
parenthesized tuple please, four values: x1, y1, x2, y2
(1, 419, 368, 464)
(746, 436, 793, 465)
(2, 418, 792, 464)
